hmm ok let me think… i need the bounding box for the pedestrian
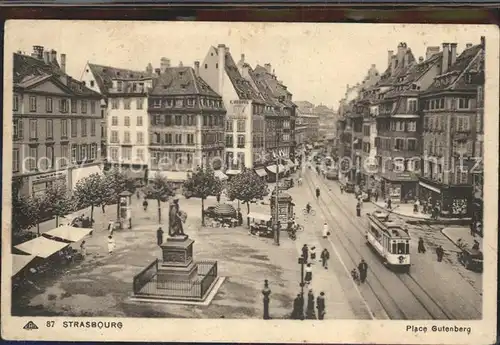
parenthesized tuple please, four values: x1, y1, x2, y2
(340, 185, 344, 194)
(306, 289, 316, 319)
(418, 237, 426, 253)
(80, 240, 87, 256)
(322, 222, 329, 238)
(262, 279, 271, 320)
(107, 235, 115, 254)
(374, 190, 379, 202)
(358, 259, 368, 283)
(436, 245, 444, 262)
(108, 221, 114, 237)
(413, 199, 420, 213)
(316, 187, 321, 199)
(310, 246, 317, 262)
(302, 244, 309, 263)
(304, 263, 313, 285)
(136, 190, 141, 199)
(216, 194, 221, 203)
(472, 240, 480, 251)
(320, 248, 330, 269)
(292, 293, 304, 320)
(387, 198, 392, 210)
(476, 221, 482, 237)
(356, 202, 361, 217)
(237, 209, 243, 226)
(143, 199, 148, 211)
(157, 227, 164, 246)
(101, 204, 106, 213)
(316, 292, 326, 320)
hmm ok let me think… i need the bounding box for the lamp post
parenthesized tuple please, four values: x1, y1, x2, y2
(274, 126, 281, 246)
(298, 255, 305, 320)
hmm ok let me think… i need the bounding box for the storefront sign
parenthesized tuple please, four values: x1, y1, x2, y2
(32, 171, 66, 183)
(230, 100, 250, 105)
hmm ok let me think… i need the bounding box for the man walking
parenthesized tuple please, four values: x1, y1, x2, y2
(316, 292, 326, 320)
(316, 187, 321, 199)
(157, 227, 164, 246)
(358, 259, 368, 283)
(292, 293, 304, 320)
(302, 244, 309, 264)
(436, 245, 444, 262)
(262, 280, 271, 320)
(418, 237, 426, 253)
(320, 248, 330, 269)
(306, 289, 316, 319)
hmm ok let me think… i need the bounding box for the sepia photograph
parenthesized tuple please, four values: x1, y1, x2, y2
(1, 20, 498, 343)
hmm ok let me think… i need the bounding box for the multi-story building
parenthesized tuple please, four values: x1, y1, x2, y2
(200, 46, 264, 178)
(295, 101, 320, 147)
(13, 46, 102, 197)
(81, 61, 155, 180)
(148, 62, 226, 186)
(314, 104, 337, 141)
(419, 39, 485, 217)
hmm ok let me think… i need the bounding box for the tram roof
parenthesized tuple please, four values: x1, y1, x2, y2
(368, 213, 411, 239)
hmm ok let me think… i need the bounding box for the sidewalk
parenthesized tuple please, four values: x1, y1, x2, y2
(442, 227, 483, 251)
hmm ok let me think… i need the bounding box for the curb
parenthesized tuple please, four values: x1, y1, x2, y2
(440, 228, 463, 251)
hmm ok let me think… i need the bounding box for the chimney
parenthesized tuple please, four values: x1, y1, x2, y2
(32, 45, 44, 60)
(418, 56, 424, 63)
(387, 50, 394, 68)
(60, 53, 66, 73)
(441, 43, 450, 74)
(217, 44, 226, 95)
(43, 51, 50, 64)
(154, 68, 161, 76)
(240, 53, 245, 63)
(50, 49, 57, 64)
(425, 46, 440, 60)
(264, 63, 272, 74)
(160, 57, 170, 73)
(390, 55, 397, 74)
(194, 61, 200, 77)
(449, 43, 457, 66)
(481, 36, 485, 48)
(397, 42, 407, 65)
(466, 43, 473, 49)
(179, 61, 183, 67)
(146, 63, 153, 74)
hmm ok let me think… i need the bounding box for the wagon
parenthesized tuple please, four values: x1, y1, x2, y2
(458, 248, 483, 272)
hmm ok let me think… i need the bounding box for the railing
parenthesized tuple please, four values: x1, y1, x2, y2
(133, 259, 158, 294)
(199, 261, 218, 298)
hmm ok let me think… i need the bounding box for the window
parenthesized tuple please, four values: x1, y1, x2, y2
(407, 139, 417, 151)
(187, 134, 194, 145)
(477, 86, 484, 107)
(225, 134, 234, 147)
(153, 99, 161, 108)
(136, 116, 143, 126)
(71, 144, 78, 163)
(13, 149, 20, 172)
(136, 148, 144, 161)
(187, 115, 195, 126)
(81, 119, 87, 137)
(136, 132, 144, 144)
(117, 81, 123, 92)
(81, 100, 88, 113)
(46, 97, 53, 112)
(226, 120, 233, 131)
(456, 116, 470, 132)
(46, 119, 53, 139)
(396, 121, 405, 131)
(80, 145, 88, 162)
(165, 133, 172, 144)
(407, 99, 417, 113)
(458, 98, 470, 109)
(90, 144, 97, 160)
(395, 138, 405, 150)
(13, 95, 19, 111)
(110, 130, 119, 143)
(90, 119, 96, 136)
(439, 98, 445, 109)
(110, 116, 118, 126)
(71, 99, 77, 113)
(124, 116, 130, 127)
(61, 119, 68, 138)
(111, 99, 119, 109)
(122, 147, 131, 160)
(29, 119, 37, 139)
(124, 131, 131, 143)
(110, 147, 119, 161)
(29, 96, 37, 112)
(91, 101, 96, 114)
(237, 120, 246, 132)
(29, 147, 37, 171)
(124, 99, 131, 110)
(13, 119, 23, 139)
(175, 115, 182, 126)
(60, 145, 68, 167)
(46, 146, 54, 168)
(187, 98, 194, 107)
(175, 134, 182, 144)
(164, 115, 172, 126)
(59, 99, 69, 113)
(407, 121, 417, 132)
(175, 99, 183, 107)
(237, 135, 245, 148)
(137, 98, 144, 110)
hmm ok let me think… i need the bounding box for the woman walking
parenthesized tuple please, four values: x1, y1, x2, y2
(310, 246, 317, 262)
(107, 236, 116, 255)
(322, 222, 329, 239)
(306, 289, 316, 319)
(304, 263, 313, 285)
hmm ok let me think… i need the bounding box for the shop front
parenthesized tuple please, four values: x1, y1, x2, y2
(30, 170, 68, 197)
(380, 171, 418, 204)
(418, 177, 473, 218)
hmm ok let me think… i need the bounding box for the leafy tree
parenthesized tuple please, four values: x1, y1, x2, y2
(182, 167, 223, 226)
(102, 167, 136, 212)
(226, 168, 269, 214)
(44, 182, 74, 227)
(144, 173, 175, 223)
(12, 193, 47, 240)
(73, 173, 109, 223)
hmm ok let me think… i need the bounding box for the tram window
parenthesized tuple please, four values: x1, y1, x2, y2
(371, 226, 379, 238)
(397, 242, 407, 254)
(405, 243, 410, 254)
(391, 242, 397, 254)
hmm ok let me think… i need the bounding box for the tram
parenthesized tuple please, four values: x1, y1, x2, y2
(366, 210, 411, 271)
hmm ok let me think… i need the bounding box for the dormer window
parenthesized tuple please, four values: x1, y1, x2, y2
(117, 81, 123, 92)
(187, 98, 194, 107)
(166, 99, 173, 107)
(175, 99, 183, 107)
(153, 99, 161, 108)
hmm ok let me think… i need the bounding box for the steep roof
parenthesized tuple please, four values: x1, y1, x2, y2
(150, 67, 220, 97)
(14, 53, 101, 98)
(253, 65, 296, 108)
(378, 50, 416, 87)
(220, 51, 263, 103)
(88, 63, 153, 94)
(424, 44, 483, 93)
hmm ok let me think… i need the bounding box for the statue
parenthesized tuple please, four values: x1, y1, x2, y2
(169, 199, 187, 237)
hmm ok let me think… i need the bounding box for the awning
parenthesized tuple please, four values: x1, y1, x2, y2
(419, 181, 441, 194)
(266, 165, 285, 174)
(15, 236, 69, 259)
(247, 212, 272, 222)
(148, 170, 188, 182)
(226, 170, 241, 175)
(255, 169, 267, 177)
(12, 254, 36, 276)
(43, 225, 93, 242)
(214, 170, 228, 180)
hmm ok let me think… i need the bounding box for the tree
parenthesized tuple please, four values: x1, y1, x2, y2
(44, 182, 74, 227)
(12, 193, 47, 240)
(73, 173, 109, 223)
(226, 168, 269, 214)
(182, 167, 223, 226)
(144, 173, 175, 223)
(102, 168, 136, 215)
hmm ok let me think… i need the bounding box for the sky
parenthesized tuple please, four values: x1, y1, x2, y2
(5, 21, 491, 109)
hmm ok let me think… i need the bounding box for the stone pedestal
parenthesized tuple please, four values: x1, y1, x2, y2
(157, 236, 198, 284)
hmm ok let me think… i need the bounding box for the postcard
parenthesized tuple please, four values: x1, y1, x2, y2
(2, 20, 498, 344)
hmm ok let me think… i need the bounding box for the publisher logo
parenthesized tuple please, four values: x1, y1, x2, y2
(23, 321, 39, 330)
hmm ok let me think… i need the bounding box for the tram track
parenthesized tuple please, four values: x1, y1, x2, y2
(304, 171, 452, 320)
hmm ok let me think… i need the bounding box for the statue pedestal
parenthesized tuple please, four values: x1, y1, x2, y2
(158, 236, 198, 284)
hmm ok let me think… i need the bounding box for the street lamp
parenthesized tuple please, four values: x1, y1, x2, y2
(297, 255, 306, 320)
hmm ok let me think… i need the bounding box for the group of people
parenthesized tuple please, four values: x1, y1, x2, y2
(419, 236, 446, 262)
(302, 244, 331, 273)
(292, 289, 326, 320)
(351, 259, 368, 284)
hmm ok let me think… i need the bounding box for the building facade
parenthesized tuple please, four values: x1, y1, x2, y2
(295, 101, 320, 147)
(13, 46, 102, 197)
(148, 63, 226, 185)
(419, 39, 485, 217)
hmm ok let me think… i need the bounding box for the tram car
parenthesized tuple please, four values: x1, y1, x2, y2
(366, 210, 411, 271)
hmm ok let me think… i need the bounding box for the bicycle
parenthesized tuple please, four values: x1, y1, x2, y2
(287, 229, 297, 241)
(302, 208, 316, 216)
(351, 269, 360, 285)
(294, 224, 304, 232)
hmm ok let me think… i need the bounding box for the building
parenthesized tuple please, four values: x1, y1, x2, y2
(148, 62, 226, 186)
(418, 39, 485, 217)
(200, 46, 264, 177)
(295, 101, 320, 147)
(314, 104, 337, 141)
(81, 61, 155, 180)
(13, 46, 102, 197)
